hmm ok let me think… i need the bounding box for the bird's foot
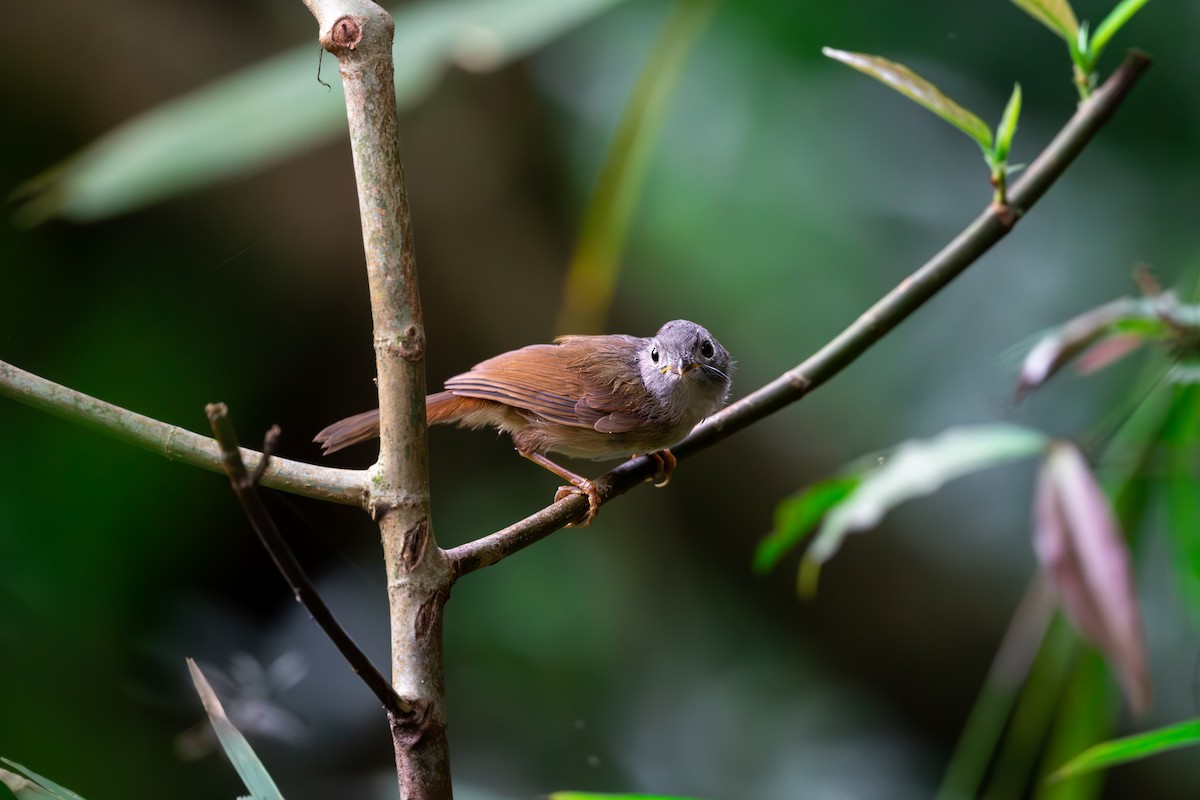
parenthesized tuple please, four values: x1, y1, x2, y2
(644, 449, 677, 488)
(554, 479, 601, 528)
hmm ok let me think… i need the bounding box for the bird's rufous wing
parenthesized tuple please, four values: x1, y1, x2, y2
(444, 344, 593, 429)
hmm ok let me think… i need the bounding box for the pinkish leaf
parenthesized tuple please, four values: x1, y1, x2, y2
(1033, 443, 1151, 714)
(1074, 333, 1146, 375)
(1017, 298, 1141, 399)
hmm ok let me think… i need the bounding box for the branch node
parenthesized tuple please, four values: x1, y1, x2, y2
(376, 326, 426, 362)
(326, 15, 364, 51)
(786, 370, 812, 393)
(990, 202, 1017, 228)
(389, 701, 441, 749)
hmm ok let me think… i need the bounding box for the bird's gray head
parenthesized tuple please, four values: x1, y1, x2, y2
(637, 320, 733, 422)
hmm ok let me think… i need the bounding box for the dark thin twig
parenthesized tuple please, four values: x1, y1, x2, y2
(204, 402, 410, 717)
(446, 49, 1153, 577)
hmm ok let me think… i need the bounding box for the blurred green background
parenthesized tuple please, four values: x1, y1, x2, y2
(2, 0, 1197, 797)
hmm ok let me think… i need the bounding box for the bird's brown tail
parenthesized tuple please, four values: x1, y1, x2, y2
(314, 391, 489, 454)
(313, 408, 381, 455)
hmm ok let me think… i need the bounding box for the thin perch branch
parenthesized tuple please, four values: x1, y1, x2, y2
(446, 49, 1153, 576)
(0, 359, 366, 505)
(205, 402, 410, 717)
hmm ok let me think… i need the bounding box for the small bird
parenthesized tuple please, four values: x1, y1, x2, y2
(315, 319, 732, 526)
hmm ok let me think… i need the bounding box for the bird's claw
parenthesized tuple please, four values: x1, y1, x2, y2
(645, 449, 677, 488)
(555, 479, 600, 528)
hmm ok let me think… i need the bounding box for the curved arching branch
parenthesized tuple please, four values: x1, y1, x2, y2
(446, 50, 1153, 577)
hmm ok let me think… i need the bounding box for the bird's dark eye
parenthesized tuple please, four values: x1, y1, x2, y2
(650, 346, 660, 363)
(700, 339, 714, 359)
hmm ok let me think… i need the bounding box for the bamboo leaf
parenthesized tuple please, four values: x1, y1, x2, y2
(1010, 0, 1080, 41)
(0, 760, 87, 800)
(983, 617, 1078, 799)
(1052, 718, 1200, 781)
(1072, 334, 1147, 376)
(803, 425, 1048, 569)
(188, 659, 285, 800)
(1089, 0, 1153, 63)
(1159, 385, 1200, 622)
(821, 49, 992, 150)
(550, 794, 708, 800)
(1033, 443, 1151, 714)
(1035, 651, 1111, 799)
(993, 84, 1022, 164)
(1016, 297, 1162, 399)
(755, 476, 860, 573)
(555, 0, 716, 333)
(14, 0, 629, 223)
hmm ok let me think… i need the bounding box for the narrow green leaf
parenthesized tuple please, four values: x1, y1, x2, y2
(188, 659, 285, 800)
(1053, 718, 1200, 780)
(934, 581, 1056, 800)
(555, 0, 716, 333)
(754, 476, 860, 573)
(550, 794, 708, 800)
(1010, 0, 1080, 41)
(804, 425, 1048, 569)
(1166, 465, 1200, 618)
(1089, 0, 1153, 63)
(0, 768, 57, 800)
(993, 84, 1022, 164)
(1160, 385, 1200, 622)
(984, 617, 1078, 798)
(0, 760, 87, 800)
(822, 48, 992, 150)
(979, 618, 1084, 800)
(1075, 21, 1093, 65)
(15, 0, 630, 223)
(1036, 650, 1112, 799)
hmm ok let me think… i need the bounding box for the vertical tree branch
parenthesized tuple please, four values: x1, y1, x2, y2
(302, 2, 452, 797)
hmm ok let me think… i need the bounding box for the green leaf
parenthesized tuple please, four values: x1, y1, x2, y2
(1160, 385, 1200, 622)
(550, 794, 708, 800)
(1010, 0, 1080, 41)
(556, 0, 716, 333)
(14, 0, 629, 223)
(1089, 0, 1153, 63)
(983, 616, 1078, 798)
(188, 659, 285, 800)
(1052, 718, 1200, 781)
(803, 425, 1048, 570)
(0, 760, 87, 800)
(754, 476, 860, 573)
(992, 84, 1022, 164)
(821, 49, 992, 150)
(1037, 651, 1113, 799)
